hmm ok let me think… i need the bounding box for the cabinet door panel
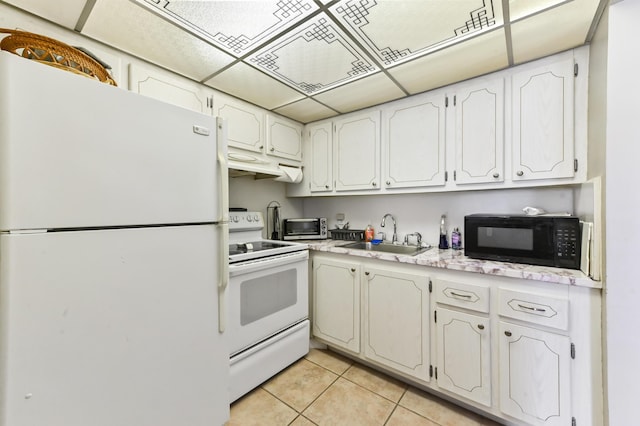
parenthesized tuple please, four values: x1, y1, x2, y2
(309, 123, 333, 192)
(454, 79, 504, 185)
(512, 57, 574, 181)
(499, 321, 571, 426)
(436, 308, 491, 406)
(266, 115, 302, 162)
(213, 96, 264, 153)
(334, 111, 381, 191)
(312, 257, 360, 354)
(384, 97, 446, 188)
(363, 267, 430, 381)
(129, 64, 210, 114)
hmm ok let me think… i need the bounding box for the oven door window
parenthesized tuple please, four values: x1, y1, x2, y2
(240, 269, 297, 325)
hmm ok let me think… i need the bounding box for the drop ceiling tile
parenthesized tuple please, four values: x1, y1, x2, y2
(313, 72, 405, 113)
(130, 0, 318, 57)
(389, 29, 508, 95)
(510, 0, 600, 64)
(82, 0, 235, 81)
(246, 12, 379, 95)
(204, 62, 305, 110)
(273, 98, 338, 124)
(508, 0, 567, 21)
(1, 0, 87, 29)
(329, 0, 504, 68)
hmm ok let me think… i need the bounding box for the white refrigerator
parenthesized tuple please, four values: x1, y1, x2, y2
(0, 52, 230, 425)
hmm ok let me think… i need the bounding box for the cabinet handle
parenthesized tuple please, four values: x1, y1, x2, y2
(386, 180, 391, 186)
(350, 268, 356, 272)
(270, 147, 275, 152)
(504, 331, 512, 337)
(259, 145, 264, 150)
(450, 291, 472, 299)
(325, 185, 330, 189)
(493, 173, 499, 179)
(516, 170, 524, 177)
(517, 303, 546, 313)
(365, 271, 370, 276)
(477, 324, 485, 330)
(372, 182, 377, 187)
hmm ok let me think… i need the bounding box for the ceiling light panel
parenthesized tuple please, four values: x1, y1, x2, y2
(246, 13, 379, 95)
(329, 0, 504, 68)
(130, 0, 318, 57)
(508, 0, 568, 21)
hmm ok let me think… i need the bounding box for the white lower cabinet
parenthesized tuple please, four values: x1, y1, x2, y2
(436, 307, 491, 406)
(499, 322, 571, 426)
(363, 265, 430, 381)
(311, 256, 361, 355)
(310, 254, 601, 426)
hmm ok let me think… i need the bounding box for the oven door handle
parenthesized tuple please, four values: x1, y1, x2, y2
(229, 250, 309, 277)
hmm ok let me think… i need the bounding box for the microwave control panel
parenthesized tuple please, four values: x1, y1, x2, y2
(555, 224, 580, 267)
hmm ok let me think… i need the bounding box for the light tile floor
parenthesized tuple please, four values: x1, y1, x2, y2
(227, 348, 502, 426)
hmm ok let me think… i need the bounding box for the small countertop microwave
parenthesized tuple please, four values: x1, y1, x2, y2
(282, 218, 328, 240)
(464, 214, 581, 270)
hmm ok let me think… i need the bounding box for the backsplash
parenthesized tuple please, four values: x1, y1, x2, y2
(302, 187, 575, 246)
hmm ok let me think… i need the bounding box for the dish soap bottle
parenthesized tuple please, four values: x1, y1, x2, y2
(451, 228, 462, 250)
(364, 223, 375, 242)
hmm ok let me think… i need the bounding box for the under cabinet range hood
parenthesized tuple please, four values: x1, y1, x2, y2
(228, 148, 303, 183)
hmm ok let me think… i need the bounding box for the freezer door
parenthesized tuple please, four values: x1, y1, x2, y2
(0, 225, 229, 426)
(0, 52, 223, 230)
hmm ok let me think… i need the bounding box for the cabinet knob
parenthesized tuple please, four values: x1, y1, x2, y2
(325, 185, 330, 189)
(372, 182, 377, 187)
(350, 268, 356, 272)
(270, 147, 275, 152)
(364, 271, 370, 276)
(516, 170, 524, 177)
(386, 180, 391, 186)
(504, 331, 512, 337)
(493, 173, 499, 179)
(259, 145, 264, 150)
(477, 324, 485, 330)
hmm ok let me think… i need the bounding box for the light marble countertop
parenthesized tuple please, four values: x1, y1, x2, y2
(305, 239, 601, 289)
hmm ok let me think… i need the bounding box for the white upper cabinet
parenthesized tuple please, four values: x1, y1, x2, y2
(334, 111, 381, 192)
(382, 94, 446, 189)
(308, 122, 333, 193)
(452, 78, 505, 185)
(212, 94, 264, 153)
(266, 114, 303, 163)
(128, 64, 212, 115)
(512, 54, 575, 181)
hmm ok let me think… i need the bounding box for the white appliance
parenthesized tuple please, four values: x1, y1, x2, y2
(227, 211, 309, 402)
(0, 52, 230, 426)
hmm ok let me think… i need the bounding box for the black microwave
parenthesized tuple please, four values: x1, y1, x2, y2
(282, 218, 328, 240)
(464, 214, 581, 269)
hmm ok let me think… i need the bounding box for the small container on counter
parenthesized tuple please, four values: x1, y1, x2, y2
(451, 228, 462, 250)
(364, 223, 375, 242)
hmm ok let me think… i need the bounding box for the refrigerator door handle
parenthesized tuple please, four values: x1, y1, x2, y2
(216, 117, 229, 224)
(218, 222, 229, 333)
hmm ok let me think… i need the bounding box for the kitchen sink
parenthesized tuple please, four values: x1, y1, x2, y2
(342, 241, 431, 256)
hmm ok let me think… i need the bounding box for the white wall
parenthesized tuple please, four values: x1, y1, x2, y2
(605, 1, 640, 425)
(605, 1, 640, 424)
(302, 187, 574, 245)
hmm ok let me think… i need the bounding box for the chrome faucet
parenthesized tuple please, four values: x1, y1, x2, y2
(380, 213, 398, 244)
(404, 232, 422, 246)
